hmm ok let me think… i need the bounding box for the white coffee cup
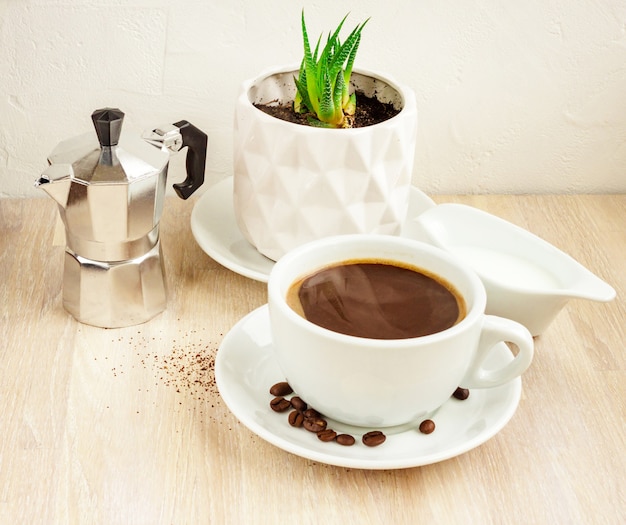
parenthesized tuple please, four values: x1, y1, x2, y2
(268, 234, 534, 428)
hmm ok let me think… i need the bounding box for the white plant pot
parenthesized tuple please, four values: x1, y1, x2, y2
(233, 64, 418, 261)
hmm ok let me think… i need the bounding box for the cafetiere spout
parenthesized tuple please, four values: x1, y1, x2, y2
(35, 164, 73, 208)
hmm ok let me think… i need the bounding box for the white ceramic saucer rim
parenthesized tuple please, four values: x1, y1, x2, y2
(190, 177, 436, 283)
(215, 305, 522, 470)
(191, 178, 272, 281)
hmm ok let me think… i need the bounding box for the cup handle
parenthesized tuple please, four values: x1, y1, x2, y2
(461, 315, 534, 389)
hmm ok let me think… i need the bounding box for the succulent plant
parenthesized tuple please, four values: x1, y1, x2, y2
(294, 11, 369, 128)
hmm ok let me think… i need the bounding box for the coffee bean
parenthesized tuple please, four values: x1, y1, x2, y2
(303, 408, 320, 419)
(269, 396, 291, 412)
(269, 381, 293, 397)
(317, 429, 337, 442)
(288, 410, 304, 427)
(362, 430, 386, 447)
(303, 417, 327, 433)
(419, 419, 436, 434)
(452, 387, 470, 400)
(336, 434, 356, 446)
(291, 396, 309, 412)
(266, 383, 389, 450)
(290, 396, 307, 412)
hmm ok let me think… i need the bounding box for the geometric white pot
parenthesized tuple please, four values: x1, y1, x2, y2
(233, 64, 418, 261)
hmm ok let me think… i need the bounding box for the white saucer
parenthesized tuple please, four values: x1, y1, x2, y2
(215, 305, 522, 470)
(191, 177, 436, 282)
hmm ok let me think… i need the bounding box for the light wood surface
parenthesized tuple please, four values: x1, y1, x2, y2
(1, 193, 624, 524)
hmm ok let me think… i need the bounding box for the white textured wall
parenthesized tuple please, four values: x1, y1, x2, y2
(1, 0, 625, 197)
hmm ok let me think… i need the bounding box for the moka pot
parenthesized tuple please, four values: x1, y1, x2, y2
(36, 108, 207, 327)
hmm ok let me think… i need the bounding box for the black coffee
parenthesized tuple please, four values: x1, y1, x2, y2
(286, 259, 465, 340)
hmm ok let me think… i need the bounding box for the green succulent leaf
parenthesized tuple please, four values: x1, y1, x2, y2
(306, 115, 335, 128)
(293, 63, 312, 113)
(344, 92, 357, 117)
(318, 71, 335, 123)
(293, 10, 368, 128)
(332, 70, 346, 125)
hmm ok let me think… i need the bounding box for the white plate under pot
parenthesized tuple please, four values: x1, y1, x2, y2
(191, 177, 436, 283)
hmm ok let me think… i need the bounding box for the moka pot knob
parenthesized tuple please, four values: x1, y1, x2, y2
(91, 108, 125, 147)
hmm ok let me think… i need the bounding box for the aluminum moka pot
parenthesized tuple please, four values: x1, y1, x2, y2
(36, 108, 207, 327)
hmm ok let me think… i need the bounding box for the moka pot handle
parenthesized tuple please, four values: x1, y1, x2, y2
(173, 120, 208, 199)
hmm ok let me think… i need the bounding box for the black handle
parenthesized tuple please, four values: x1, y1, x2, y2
(173, 120, 207, 199)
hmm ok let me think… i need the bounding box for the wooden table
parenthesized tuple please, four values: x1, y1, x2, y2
(1, 193, 624, 524)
